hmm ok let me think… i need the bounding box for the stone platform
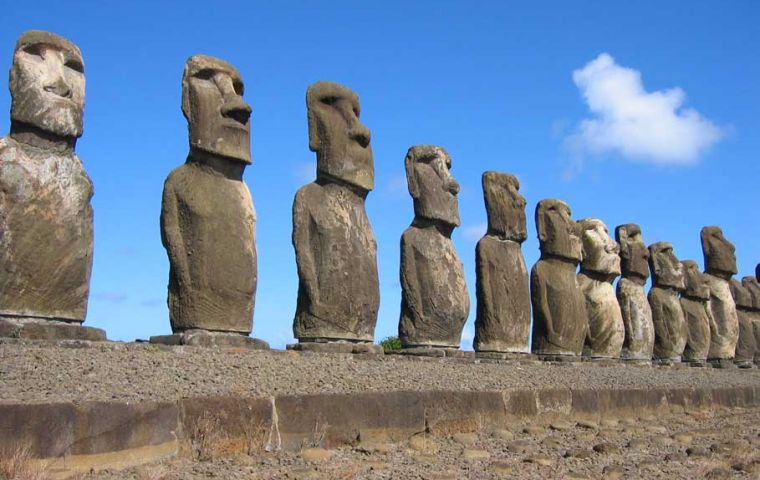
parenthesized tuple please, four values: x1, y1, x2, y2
(0, 318, 106, 341)
(149, 330, 269, 349)
(286, 341, 384, 355)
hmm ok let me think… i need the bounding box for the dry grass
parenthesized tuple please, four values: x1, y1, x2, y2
(0, 444, 47, 480)
(190, 412, 226, 462)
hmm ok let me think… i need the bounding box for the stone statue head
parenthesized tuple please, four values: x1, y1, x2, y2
(648, 242, 685, 290)
(481, 171, 526, 242)
(10, 30, 85, 139)
(307, 81, 373, 191)
(615, 224, 649, 281)
(681, 260, 710, 300)
(578, 218, 620, 276)
(182, 55, 251, 164)
(535, 199, 581, 262)
(730, 279, 753, 310)
(742, 276, 760, 310)
(700, 226, 737, 277)
(405, 145, 460, 227)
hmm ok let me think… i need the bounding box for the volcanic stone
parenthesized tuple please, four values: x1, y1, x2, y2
(531, 199, 586, 356)
(292, 81, 379, 342)
(0, 31, 94, 330)
(578, 218, 624, 358)
(730, 279, 756, 365)
(160, 55, 257, 335)
(474, 171, 530, 353)
(399, 146, 469, 348)
(701, 226, 739, 359)
(741, 276, 760, 363)
(680, 260, 712, 363)
(615, 224, 654, 361)
(648, 242, 687, 362)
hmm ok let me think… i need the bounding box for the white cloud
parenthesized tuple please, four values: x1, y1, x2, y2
(461, 222, 487, 242)
(566, 53, 724, 166)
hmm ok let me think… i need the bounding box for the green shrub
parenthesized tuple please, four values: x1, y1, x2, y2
(379, 336, 402, 352)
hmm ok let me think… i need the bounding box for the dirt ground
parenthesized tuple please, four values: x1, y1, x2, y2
(81, 407, 760, 480)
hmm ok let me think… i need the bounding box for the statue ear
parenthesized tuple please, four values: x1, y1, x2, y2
(307, 107, 320, 153)
(536, 205, 548, 243)
(405, 150, 420, 199)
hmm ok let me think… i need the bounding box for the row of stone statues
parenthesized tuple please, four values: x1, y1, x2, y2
(0, 31, 758, 366)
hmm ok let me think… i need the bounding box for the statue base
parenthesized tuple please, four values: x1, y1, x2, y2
(287, 340, 383, 355)
(0, 317, 106, 341)
(708, 358, 736, 369)
(395, 346, 474, 359)
(150, 330, 269, 350)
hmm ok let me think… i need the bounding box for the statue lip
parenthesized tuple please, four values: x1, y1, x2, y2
(221, 118, 249, 131)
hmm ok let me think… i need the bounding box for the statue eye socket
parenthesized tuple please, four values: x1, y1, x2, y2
(65, 58, 84, 73)
(233, 81, 244, 95)
(192, 69, 217, 81)
(22, 44, 45, 58)
(320, 96, 339, 106)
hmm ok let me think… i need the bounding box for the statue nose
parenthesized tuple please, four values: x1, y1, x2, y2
(221, 96, 252, 125)
(349, 122, 371, 148)
(447, 179, 460, 195)
(44, 77, 71, 98)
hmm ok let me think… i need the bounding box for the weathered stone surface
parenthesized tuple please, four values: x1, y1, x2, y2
(161, 55, 256, 334)
(399, 145, 469, 348)
(680, 260, 712, 363)
(0, 31, 94, 327)
(474, 171, 530, 353)
(578, 219, 623, 358)
(0, 319, 105, 341)
(292, 81, 379, 342)
(286, 341, 383, 355)
(648, 242, 687, 362)
(615, 224, 654, 361)
(531, 199, 586, 356)
(701, 226, 739, 359)
(730, 279, 756, 365)
(742, 276, 760, 363)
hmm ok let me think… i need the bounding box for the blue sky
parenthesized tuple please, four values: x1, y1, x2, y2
(2, 1, 758, 348)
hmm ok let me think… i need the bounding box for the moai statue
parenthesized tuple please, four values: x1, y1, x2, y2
(291, 81, 380, 353)
(742, 276, 760, 365)
(701, 226, 739, 363)
(399, 145, 469, 351)
(577, 219, 624, 359)
(530, 199, 586, 357)
(648, 242, 687, 363)
(0, 31, 104, 341)
(615, 224, 654, 362)
(473, 172, 530, 354)
(730, 279, 757, 367)
(154, 55, 266, 349)
(679, 260, 713, 365)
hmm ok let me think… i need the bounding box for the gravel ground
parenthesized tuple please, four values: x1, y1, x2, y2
(82, 407, 760, 479)
(1, 340, 759, 403)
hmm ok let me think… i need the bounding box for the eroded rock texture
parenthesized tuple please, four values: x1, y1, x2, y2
(399, 145, 469, 348)
(292, 81, 379, 342)
(679, 260, 712, 363)
(742, 276, 760, 363)
(530, 199, 586, 356)
(577, 219, 623, 358)
(648, 242, 687, 362)
(730, 279, 757, 365)
(615, 224, 654, 361)
(701, 226, 739, 360)
(473, 172, 530, 353)
(0, 31, 93, 324)
(161, 55, 256, 334)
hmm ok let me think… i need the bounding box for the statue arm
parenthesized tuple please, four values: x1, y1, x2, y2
(531, 265, 554, 338)
(400, 233, 424, 324)
(292, 193, 324, 318)
(160, 180, 191, 289)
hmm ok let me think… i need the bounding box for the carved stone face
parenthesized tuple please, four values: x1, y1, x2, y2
(482, 171, 526, 242)
(681, 260, 710, 300)
(182, 55, 251, 164)
(535, 199, 582, 262)
(648, 242, 685, 290)
(700, 226, 737, 276)
(615, 224, 649, 280)
(742, 276, 760, 310)
(730, 279, 753, 309)
(578, 218, 620, 276)
(307, 81, 373, 191)
(405, 145, 460, 227)
(10, 30, 85, 138)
